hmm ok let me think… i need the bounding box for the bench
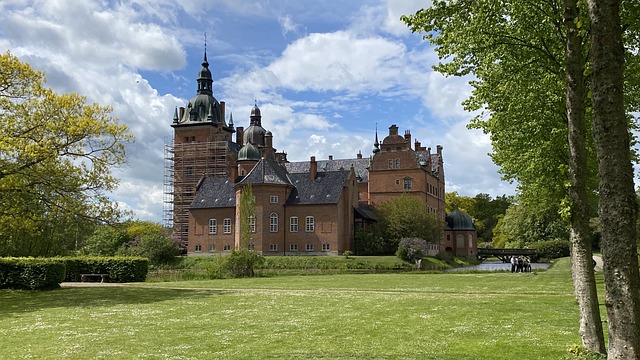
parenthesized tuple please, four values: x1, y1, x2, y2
(80, 274, 109, 283)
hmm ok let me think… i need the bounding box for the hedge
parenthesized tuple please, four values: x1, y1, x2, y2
(55, 256, 149, 283)
(530, 239, 571, 260)
(0, 258, 66, 290)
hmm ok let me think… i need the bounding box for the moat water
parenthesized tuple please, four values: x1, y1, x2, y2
(445, 260, 551, 272)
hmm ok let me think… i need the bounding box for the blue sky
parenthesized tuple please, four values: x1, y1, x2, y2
(0, 0, 517, 221)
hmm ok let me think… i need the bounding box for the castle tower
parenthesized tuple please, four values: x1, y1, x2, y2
(168, 50, 238, 245)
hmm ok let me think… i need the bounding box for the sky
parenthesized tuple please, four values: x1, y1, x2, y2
(0, 0, 517, 222)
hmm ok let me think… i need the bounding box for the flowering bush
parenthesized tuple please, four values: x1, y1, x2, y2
(395, 238, 428, 263)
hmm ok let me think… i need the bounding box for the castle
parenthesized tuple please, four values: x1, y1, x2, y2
(164, 51, 477, 258)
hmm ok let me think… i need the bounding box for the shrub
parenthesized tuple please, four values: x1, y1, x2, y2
(223, 249, 265, 278)
(124, 233, 181, 265)
(0, 258, 66, 290)
(396, 238, 428, 263)
(56, 256, 149, 282)
(530, 239, 570, 260)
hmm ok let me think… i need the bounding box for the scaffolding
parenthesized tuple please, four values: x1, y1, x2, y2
(163, 138, 231, 246)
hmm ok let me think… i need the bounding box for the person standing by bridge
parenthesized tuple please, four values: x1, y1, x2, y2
(510, 256, 517, 273)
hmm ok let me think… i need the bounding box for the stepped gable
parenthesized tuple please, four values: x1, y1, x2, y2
(190, 177, 236, 208)
(237, 158, 292, 186)
(286, 158, 369, 182)
(286, 170, 351, 205)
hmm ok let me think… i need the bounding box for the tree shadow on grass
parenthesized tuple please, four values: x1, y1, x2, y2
(0, 286, 233, 319)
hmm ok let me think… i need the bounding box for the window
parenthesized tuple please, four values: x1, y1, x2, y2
(290, 216, 298, 232)
(186, 187, 193, 197)
(269, 244, 278, 251)
(249, 215, 256, 233)
(358, 192, 362, 200)
(290, 243, 298, 251)
(270, 195, 278, 203)
(395, 159, 400, 168)
(322, 243, 330, 251)
(194, 244, 202, 252)
(223, 243, 231, 251)
(208, 219, 217, 234)
(469, 234, 473, 248)
(305, 243, 314, 251)
(248, 244, 255, 251)
(388, 159, 393, 169)
(403, 178, 412, 190)
(456, 234, 465, 248)
(208, 244, 215, 252)
(270, 213, 278, 232)
(223, 218, 232, 233)
(186, 167, 193, 175)
(305, 216, 314, 232)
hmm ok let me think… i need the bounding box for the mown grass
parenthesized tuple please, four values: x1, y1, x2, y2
(0, 258, 600, 359)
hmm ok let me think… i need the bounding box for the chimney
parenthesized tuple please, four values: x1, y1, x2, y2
(414, 139, 421, 151)
(389, 124, 398, 136)
(404, 130, 411, 144)
(236, 126, 244, 145)
(220, 101, 226, 121)
(229, 163, 237, 181)
(329, 155, 333, 160)
(437, 145, 443, 158)
(357, 151, 362, 159)
(309, 156, 317, 180)
(265, 131, 273, 148)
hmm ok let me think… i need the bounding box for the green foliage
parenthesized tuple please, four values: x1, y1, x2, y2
(492, 204, 568, 248)
(81, 225, 127, 256)
(530, 239, 571, 261)
(124, 233, 181, 265)
(396, 238, 429, 263)
(238, 184, 255, 249)
(0, 257, 66, 290)
(565, 344, 607, 359)
(342, 250, 352, 258)
(222, 249, 265, 278)
(0, 51, 132, 257)
(56, 256, 148, 283)
(445, 192, 513, 244)
(375, 194, 443, 253)
(353, 227, 384, 255)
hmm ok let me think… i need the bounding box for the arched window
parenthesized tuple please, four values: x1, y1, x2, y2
(270, 213, 278, 232)
(456, 234, 464, 248)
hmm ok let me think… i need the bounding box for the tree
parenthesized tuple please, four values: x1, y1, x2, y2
(587, 0, 640, 356)
(375, 194, 443, 253)
(0, 51, 132, 256)
(400, 0, 640, 352)
(445, 191, 474, 214)
(491, 204, 568, 248)
(226, 183, 264, 277)
(81, 225, 127, 256)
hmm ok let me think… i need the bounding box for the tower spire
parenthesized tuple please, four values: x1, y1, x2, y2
(373, 123, 380, 153)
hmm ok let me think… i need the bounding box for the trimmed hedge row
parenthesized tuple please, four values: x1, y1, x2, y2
(0, 258, 65, 290)
(56, 256, 149, 283)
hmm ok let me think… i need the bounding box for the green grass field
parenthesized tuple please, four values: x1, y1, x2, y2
(0, 258, 601, 359)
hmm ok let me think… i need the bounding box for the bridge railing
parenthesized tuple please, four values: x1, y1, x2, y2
(477, 248, 538, 262)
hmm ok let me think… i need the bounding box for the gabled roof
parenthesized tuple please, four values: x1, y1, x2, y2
(190, 177, 236, 209)
(236, 158, 292, 186)
(286, 158, 369, 182)
(286, 170, 352, 205)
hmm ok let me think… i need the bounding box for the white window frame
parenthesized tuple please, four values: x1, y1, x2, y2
(223, 243, 231, 251)
(322, 243, 330, 252)
(305, 216, 314, 232)
(209, 218, 217, 234)
(290, 216, 298, 232)
(305, 243, 314, 252)
(403, 178, 412, 190)
(223, 218, 232, 234)
(194, 244, 202, 252)
(249, 215, 256, 233)
(270, 213, 278, 232)
(270, 195, 278, 203)
(208, 244, 215, 252)
(269, 243, 278, 251)
(290, 243, 298, 251)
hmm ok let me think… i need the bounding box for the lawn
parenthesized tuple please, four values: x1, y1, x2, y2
(0, 258, 597, 359)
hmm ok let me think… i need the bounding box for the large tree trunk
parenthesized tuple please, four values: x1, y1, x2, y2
(587, 0, 640, 358)
(564, 0, 606, 353)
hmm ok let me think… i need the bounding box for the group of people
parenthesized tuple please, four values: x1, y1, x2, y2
(510, 255, 532, 273)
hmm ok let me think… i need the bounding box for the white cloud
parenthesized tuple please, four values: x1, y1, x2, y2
(278, 15, 301, 37)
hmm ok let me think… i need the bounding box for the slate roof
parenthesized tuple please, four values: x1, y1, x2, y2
(190, 176, 236, 209)
(286, 170, 352, 205)
(286, 158, 370, 182)
(237, 158, 292, 186)
(415, 150, 442, 178)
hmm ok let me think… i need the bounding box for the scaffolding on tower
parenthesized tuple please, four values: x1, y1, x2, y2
(162, 137, 231, 246)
